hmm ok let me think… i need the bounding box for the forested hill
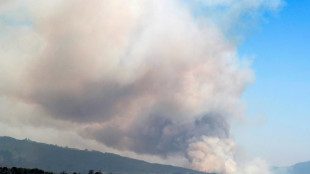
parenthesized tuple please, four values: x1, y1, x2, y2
(289, 161, 310, 174)
(273, 161, 310, 174)
(0, 136, 209, 174)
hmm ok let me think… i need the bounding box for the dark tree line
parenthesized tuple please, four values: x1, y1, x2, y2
(87, 170, 102, 174)
(0, 167, 53, 174)
(0, 167, 105, 174)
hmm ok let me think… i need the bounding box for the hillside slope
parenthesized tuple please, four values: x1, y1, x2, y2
(290, 161, 310, 174)
(0, 136, 209, 174)
(273, 161, 310, 174)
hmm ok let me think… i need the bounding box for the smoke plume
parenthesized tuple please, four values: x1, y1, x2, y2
(0, 0, 281, 173)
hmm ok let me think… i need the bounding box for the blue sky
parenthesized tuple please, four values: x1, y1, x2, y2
(233, 0, 310, 166)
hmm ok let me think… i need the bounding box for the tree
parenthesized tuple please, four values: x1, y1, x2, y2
(88, 170, 94, 174)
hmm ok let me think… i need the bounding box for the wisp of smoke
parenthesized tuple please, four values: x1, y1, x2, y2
(0, 0, 282, 173)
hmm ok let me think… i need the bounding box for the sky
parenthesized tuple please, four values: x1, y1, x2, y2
(233, 0, 310, 167)
(0, 0, 309, 173)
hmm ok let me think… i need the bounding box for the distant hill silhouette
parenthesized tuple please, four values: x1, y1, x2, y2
(273, 161, 310, 174)
(0, 136, 210, 174)
(289, 161, 310, 174)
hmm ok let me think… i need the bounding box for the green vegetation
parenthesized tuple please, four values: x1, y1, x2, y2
(0, 136, 210, 174)
(0, 167, 106, 174)
(0, 166, 53, 174)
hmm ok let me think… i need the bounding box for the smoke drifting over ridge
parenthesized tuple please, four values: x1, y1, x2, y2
(0, 0, 281, 173)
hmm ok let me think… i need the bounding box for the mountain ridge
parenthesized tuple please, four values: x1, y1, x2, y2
(0, 136, 210, 174)
(273, 161, 310, 174)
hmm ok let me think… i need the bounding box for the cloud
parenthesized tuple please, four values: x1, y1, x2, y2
(188, 0, 284, 38)
(0, 0, 282, 173)
(187, 137, 237, 174)
(195, 0, 282, 9)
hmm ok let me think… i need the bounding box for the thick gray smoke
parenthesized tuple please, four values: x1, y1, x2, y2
(0, 0, 281, 173)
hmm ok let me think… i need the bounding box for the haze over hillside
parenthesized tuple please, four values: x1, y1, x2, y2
(0, 136, 210, 174)
(273, 161, 310, 174)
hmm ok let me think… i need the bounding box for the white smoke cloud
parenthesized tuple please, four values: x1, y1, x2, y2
(187, 137, 237, 174)
(0, 0, 282, 173)
(187, 137, 274, 174)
